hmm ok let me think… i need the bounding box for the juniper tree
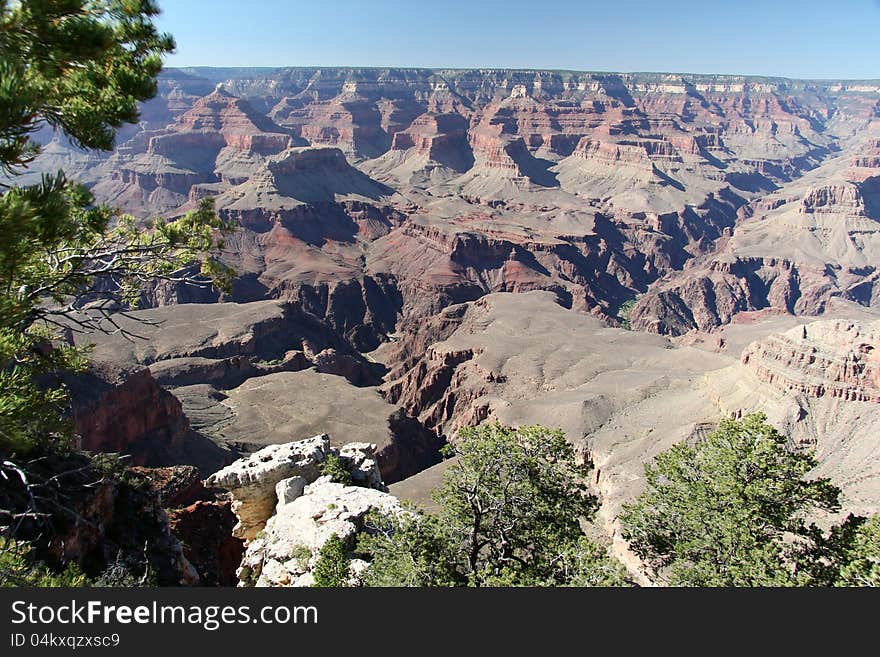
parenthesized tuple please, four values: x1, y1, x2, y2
(619, 413, 843, 586)
(359, 423, 630, 587)
(835, 516, 880, 587)
(311, 534, 352, 587)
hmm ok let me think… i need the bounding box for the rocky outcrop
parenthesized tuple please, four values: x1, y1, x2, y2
(132, 465, 244, 586)
(338, 442, 385, 489)
(741, 319, 880, 402)
(260, 146, 393, 203)
(850, 139, 880, 181)
(383, 343, 488, 438)
(237, 478, 402, 587)
(69, 367, 185, 459)
(67, 365, 222, 469)
(572, 137, 657, 173)
(390, 112, 472, 171)
(270, 94, 391, 159)
(204, 434, 399, 586)
(205, 435, 331, 540)
(204, 435, 387, 541)
(800, 182, 869, 215)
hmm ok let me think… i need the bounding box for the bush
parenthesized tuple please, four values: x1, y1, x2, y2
(617, 299, 637, 330)
(311, 534, 351, 587)
(831, 515, 880, 587)
(321, 453, 352, 485)
(0, 540, 88, 588)
(289, 544, 312, 570)
(620, 413, 843, 586)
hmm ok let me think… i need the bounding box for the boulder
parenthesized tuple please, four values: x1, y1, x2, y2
(205, 434, 329, 539)
(205, 434, 387, 541)
(338, 442, 383, 489)
(237, 477, 403, 587)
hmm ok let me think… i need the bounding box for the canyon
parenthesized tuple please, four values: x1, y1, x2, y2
(25, 67, 880, 583)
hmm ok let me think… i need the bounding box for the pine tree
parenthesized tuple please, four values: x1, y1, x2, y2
(0, 1, 232, 586)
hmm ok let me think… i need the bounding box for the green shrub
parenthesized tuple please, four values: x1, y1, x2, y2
(0, 540, 89, 588)
(617, 299, 637, 330)
(289, 544, 312, 570)
(321, 453, 352, 485)
(620, 413, 842, 586)
(311, 534, 351, 587)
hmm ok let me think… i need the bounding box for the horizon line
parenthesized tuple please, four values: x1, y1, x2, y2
(163, 65, 880, 84)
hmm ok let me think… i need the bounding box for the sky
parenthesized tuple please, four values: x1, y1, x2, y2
(155, 0, 880, 79)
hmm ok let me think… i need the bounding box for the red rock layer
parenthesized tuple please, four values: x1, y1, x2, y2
(741, 320, 880, 402)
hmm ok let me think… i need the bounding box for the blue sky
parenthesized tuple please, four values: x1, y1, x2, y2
(155, 0, 880, 79)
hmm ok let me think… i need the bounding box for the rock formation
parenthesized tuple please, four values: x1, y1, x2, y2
(238, 478, 401, 587)
(67, 301, 444, 482)
(33, 68, 879, 347)
(68, 366, 198, 467)
(20, 68, 880, 584)
(741, 319, 880, 403)
(205, 435, 331, 540)
(132, 465, 244, 586)
(204, 434, 401, 587)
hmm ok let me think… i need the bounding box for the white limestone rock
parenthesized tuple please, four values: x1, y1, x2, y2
(275, 476, 308, 507)
(205, 434, 330, 540)
(238, 477, 403, 587)
(338, 442, 384, 489)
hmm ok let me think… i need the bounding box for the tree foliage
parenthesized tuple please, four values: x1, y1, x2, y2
(320, 453, 352, 486)
(359, 423, 630, 587)
(311, 534, 351, 588)
(0, 538, 88, 587)
(617, 298, 637, 330)
(815, 514, 880, 587)
(835, 516, 880, 587)
(619, 413, 847, 586)
(0, 0, 174, 172)
(0, 0, 233, 585)
(0, 0, 233, 457)
(358, 509, 461, 587)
